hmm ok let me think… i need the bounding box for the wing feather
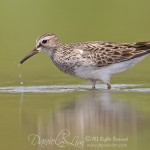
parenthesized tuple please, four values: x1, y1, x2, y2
(74, 41, 150, 67)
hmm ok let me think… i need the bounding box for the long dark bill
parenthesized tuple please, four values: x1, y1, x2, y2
(19, 48, 39, 64)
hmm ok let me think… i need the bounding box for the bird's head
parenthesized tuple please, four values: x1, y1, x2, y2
(19, 33, 60, 64)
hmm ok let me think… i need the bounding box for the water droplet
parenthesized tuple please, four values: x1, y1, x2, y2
(18, 65, 24, 85)
(19, 73, 22, 78)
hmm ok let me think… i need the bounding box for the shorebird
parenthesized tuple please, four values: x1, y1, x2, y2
(20, 33, 150, 89)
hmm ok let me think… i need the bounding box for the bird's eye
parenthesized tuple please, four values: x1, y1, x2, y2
(42, 40, 47, 44)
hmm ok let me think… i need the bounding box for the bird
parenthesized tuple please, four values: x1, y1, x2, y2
(19, 33, 150, 89)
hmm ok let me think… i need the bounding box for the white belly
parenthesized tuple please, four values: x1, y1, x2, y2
(74, 55, 147, 83)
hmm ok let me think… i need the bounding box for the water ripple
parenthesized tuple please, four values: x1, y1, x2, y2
(0, 84, 149, 93)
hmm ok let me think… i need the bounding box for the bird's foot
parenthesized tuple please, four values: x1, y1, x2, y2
(107, 83, 111, 89)
(92, 85, 96, 89)
(91, 80, 97, 89)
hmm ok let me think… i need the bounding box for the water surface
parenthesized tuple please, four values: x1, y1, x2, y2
(0, 84, 150, 150)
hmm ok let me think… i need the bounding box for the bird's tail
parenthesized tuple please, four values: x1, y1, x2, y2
(135, 41, 150, 51)
(131, 41, 150, 58)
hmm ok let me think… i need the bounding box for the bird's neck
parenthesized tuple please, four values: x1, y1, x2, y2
(48, 45, 75, 75)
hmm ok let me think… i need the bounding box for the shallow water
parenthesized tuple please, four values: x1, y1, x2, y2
(0, 84, 150, 93)
(0, 84, 150, 150)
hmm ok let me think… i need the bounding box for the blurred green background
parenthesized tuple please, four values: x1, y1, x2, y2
(0, 0, 150, 86)
(0, 1, 150, 150)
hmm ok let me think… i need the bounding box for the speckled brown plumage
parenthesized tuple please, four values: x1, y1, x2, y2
(61, 41, 150, 67)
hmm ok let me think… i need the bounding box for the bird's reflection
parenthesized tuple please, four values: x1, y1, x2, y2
(20, 90, 141, 149)
(50, 92, 137, 137)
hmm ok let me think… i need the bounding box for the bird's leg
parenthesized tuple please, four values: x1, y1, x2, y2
(90, 80, 97, 89)
(107, 83, 111, 89)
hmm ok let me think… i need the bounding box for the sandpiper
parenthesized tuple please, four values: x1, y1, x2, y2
(20, 33, 150, 89)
